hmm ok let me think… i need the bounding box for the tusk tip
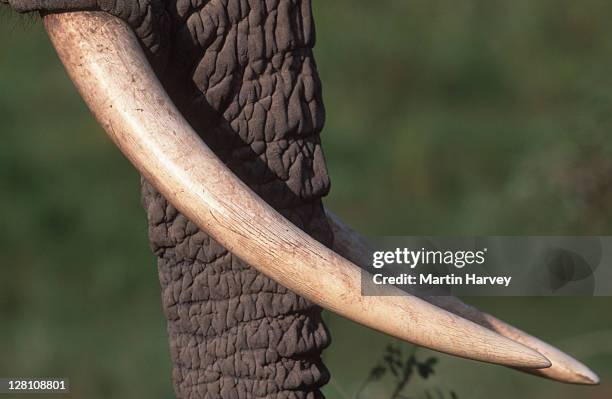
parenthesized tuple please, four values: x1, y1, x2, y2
(528, 363, 600, 385)
(520, 336, 601, 384)
(452, 324, 552, 369)
(494, 336, 552, 369)
(571, 365, 600, 385)
(530, 353, 552, 369)
(522, 348, 600, 384)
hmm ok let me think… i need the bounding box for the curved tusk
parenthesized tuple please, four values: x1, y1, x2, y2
(43, 11, 551, 369)
(326, 209, 599, 384)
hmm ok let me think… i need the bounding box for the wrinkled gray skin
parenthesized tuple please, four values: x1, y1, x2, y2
(6, 1, 334, 398)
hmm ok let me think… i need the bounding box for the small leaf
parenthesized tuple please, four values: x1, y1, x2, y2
(425, 357, 439, 367)
(369, 365, 386, 381)
(384, 354, 394, 366)
(417, 363, 435, 379)
(384, 355, 399, 377)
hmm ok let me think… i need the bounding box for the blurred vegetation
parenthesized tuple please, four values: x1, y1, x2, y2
(1, 1, 611, 398)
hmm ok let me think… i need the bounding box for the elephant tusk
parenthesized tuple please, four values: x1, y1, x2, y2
(325, 209, 600, 385)
(43, 11, 552, 369)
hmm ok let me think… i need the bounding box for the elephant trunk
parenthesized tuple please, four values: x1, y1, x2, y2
(141, 181, 331, 398)
(141, 1, 334, 397)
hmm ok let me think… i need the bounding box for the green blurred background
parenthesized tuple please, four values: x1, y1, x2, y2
(1, 1, 611, 398)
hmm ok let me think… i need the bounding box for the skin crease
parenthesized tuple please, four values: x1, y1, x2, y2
(7, 1, 334, 398)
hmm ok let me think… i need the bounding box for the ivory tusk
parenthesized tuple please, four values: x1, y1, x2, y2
(325, 209, 599, 384)
(43, 11, 551, 369)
